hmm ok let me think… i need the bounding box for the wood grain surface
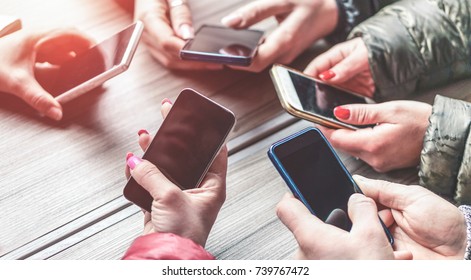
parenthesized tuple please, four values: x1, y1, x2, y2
(2, 0, 471, 260)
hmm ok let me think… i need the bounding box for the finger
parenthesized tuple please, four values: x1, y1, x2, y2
(144, 211, 151, 225)
(128, 157, 180, 200)
(15, 75, 63, 120)
(333, 103, 394, 125)
(229, 9, 307, 72)
(161, 98, 173, 119)
(138, 132, 152, 152)
(142, 21, 223, 70)
(304, 43, 348, 78)
(276, 193, 324, 237)
(348, 193, 385, 237)
(207, 145, 228, 178)
(124, 152, 134, 179)
(378, 209, 394, 228)
(167, 0, 194, 39)
(35, 29, 95, 64)
(221, 0, 291, 29)
(352, 175, 414, 211)
(394, 251, 413, 260)
(320, 128, 374, 157)
(327, 49, 370, 84)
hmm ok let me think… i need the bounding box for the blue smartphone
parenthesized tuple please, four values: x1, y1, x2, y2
(267, 127, 394, 244)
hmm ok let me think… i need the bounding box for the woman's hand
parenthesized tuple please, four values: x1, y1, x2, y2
(221, 0, 339, 72)
(125, 99, 227, 247)
(356, 176, 468, 259)
(0, 28, 93, 120)
(277, 192, 409, 260)
(135, 0, 222, 70)
(304, 37, 374, 98)
(318, 101, 432, 172)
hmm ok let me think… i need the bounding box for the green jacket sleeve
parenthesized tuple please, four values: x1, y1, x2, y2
(348, 0, 471, 101)
(419, 95, 471, 205)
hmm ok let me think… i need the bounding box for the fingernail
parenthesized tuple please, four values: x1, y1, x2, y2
(138, 129, 149, 136)
(334, 106, 350, 120)
(161, 98, 173, 105)
(126, 152, 134, 162)
(352, 175, 366, 182)
(127, 156, 143, 170)
(319, 70, 336, 81)
(221, 14, 242, 27)
(45, 107, 63, 121)
(179, 24, 194, 40)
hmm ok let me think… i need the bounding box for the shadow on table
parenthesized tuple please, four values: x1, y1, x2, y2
(0, 86, 106, 131)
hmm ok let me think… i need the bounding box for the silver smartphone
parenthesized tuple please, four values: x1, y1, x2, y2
(270, 64, 371, 130)
(39, 21, 143, 103)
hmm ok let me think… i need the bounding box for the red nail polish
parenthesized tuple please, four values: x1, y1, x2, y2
(126, 152, 134, 162)
(127, 156, 143, 170)
(138, 129, 149, 136)
(319, 70, 336, 80)
(161, 98, 173, 105)
(334, 106, 350, 120)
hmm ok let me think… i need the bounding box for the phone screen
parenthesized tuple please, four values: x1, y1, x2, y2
(123, 88, 235, 212)
(270, 128, 357, 226)
(286, 69, 366, 121)
(180, 25, 264, 65)
(40, 22, 139, 96)
(269, 127, 394, 243)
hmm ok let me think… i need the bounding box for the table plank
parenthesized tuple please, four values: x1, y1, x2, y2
(43, 119, 419, 260)
(0, 0, 304, 257)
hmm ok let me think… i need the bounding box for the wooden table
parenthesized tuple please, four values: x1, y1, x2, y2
(1, 0, 470, 260)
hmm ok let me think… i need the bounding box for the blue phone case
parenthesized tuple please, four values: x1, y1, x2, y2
(267, 127, 394, 245)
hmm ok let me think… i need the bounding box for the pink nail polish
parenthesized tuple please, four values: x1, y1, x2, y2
(319, 70, 336, 81)
(161, 98, 173, 105)
(126, 152, 134, 162)
(334, 106, 350, 120)
(127, 156, 143, 170)
(138, 129, 149, 136)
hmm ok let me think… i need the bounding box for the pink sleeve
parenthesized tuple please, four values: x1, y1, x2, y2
(122, 232, 215, 260)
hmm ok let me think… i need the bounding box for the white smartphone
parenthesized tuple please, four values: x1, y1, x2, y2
(270, 64, 372, 130)
(39, 21, 143, 104)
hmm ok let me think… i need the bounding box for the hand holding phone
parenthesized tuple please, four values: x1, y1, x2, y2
(38, 21, 143, 103)
(180, 25, 264, 66)
(123, 88, 236, 212)
(270, 64, 371, 130)
(268, 127, 393, 244)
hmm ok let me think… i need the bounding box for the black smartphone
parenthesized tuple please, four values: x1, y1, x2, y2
(123, 88, 236, 212)
(38, 21, 143, 103)
(268, 127, 394, 244)
(180, 24, 264, 66)
(270, 64, 371, 130)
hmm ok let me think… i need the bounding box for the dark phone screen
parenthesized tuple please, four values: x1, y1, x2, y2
(39, 23, 137, 96)
(124, 89, 235, 212)
(288, 70, 366, 119)
(184, 25, 263, 57)
(274, 129, 356, 223)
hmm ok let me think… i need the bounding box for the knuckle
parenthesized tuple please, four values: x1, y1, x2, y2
(350, 193, 374, 206)
(158, 187, 181, 204)
(355, 107, 370, 124)
(138, 163, 162, 185)
(370, 159, 389, 173)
